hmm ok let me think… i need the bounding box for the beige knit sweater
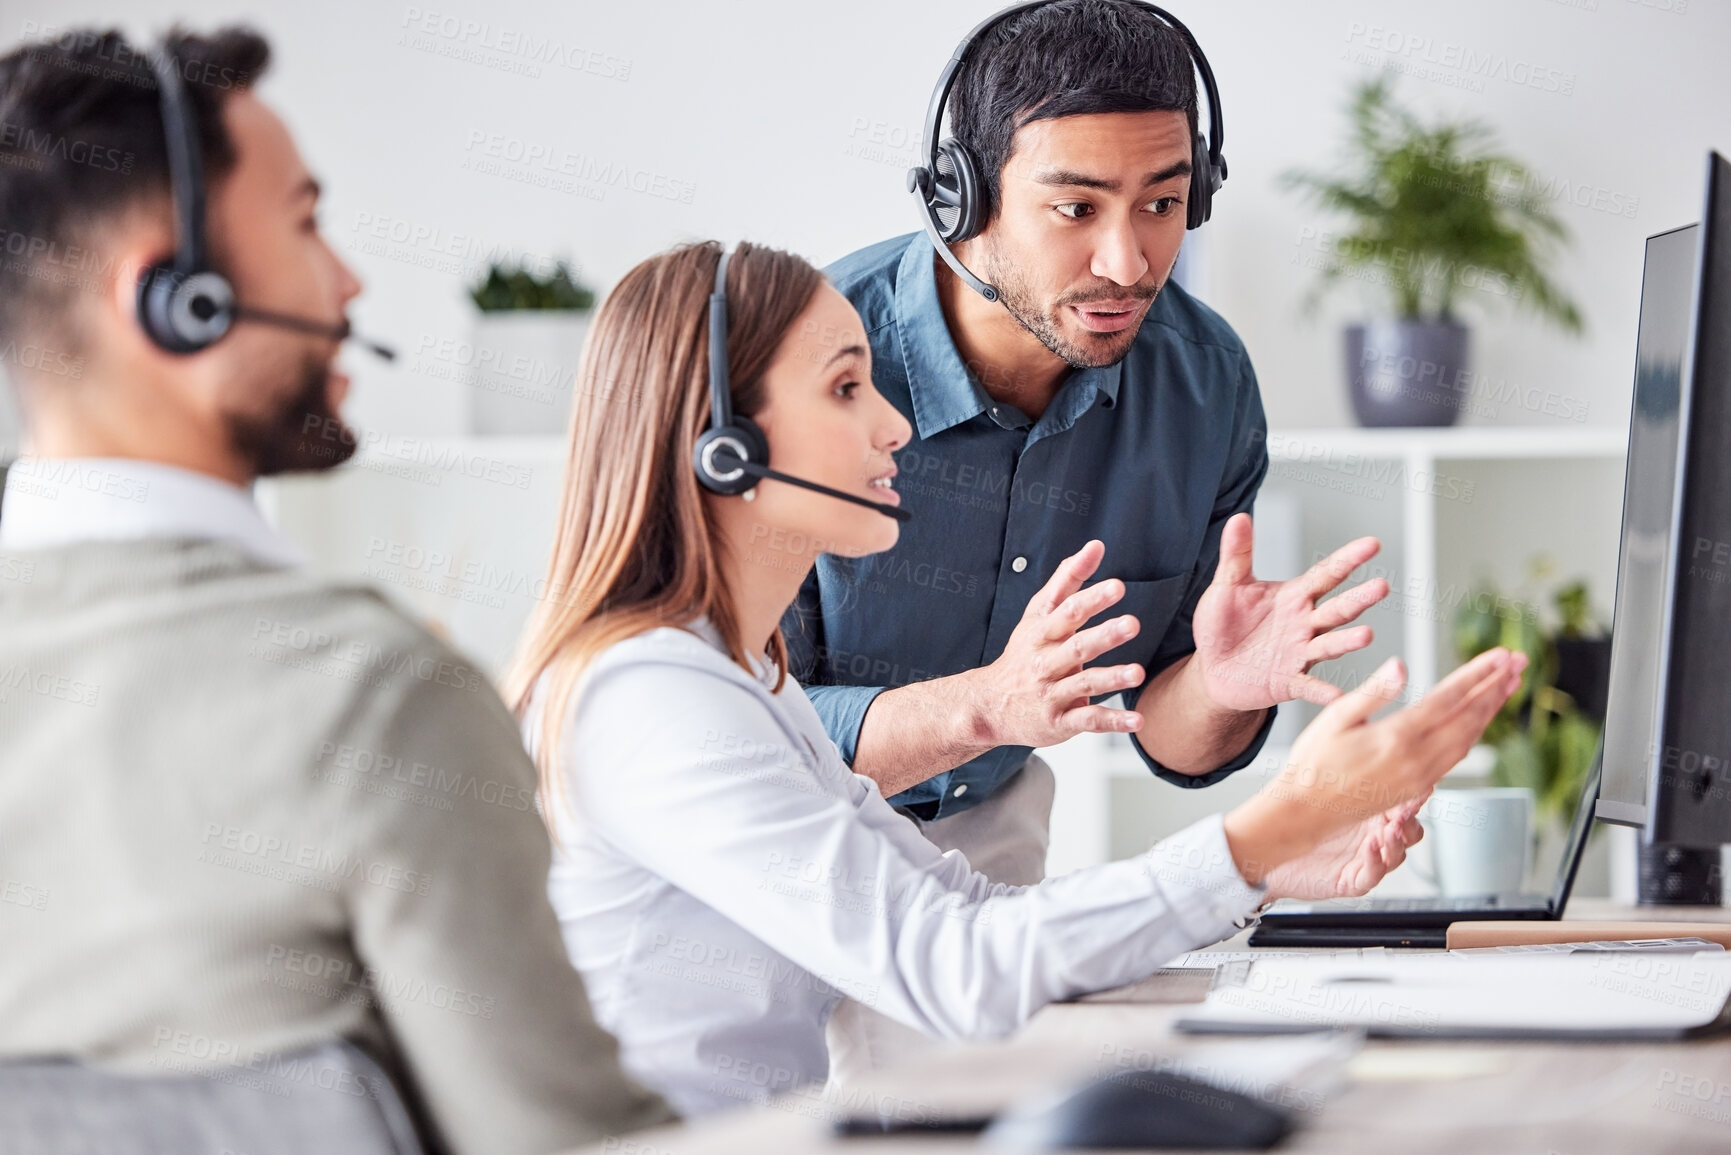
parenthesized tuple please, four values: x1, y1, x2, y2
(0, 537, 674, 1155)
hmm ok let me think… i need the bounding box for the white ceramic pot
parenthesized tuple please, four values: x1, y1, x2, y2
(467, 310, 592, 436)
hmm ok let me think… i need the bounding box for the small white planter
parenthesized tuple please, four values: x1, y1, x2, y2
(467, 310, 592, 437)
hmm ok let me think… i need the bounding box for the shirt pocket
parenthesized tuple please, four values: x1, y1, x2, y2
(1084, 573, 1193, 684)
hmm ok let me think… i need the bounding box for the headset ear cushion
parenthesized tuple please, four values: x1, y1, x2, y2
(136, 263, 235, 353)
(693, 418, 771, 497)
(934, 138, 987, 244)
(730, 415, 770, 466)
(1187, 132, 1224, 231)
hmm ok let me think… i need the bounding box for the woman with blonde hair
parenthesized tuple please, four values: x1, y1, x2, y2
(503, 240, 1523, 1116)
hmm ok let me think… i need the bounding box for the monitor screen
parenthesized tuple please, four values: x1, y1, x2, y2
(1652, 152, 1731, 848)
(1597, 224, 1697, 826)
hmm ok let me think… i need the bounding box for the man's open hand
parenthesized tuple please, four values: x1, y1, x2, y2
(1191, 513, 1389, 712)
(959, 540, 1146, 750)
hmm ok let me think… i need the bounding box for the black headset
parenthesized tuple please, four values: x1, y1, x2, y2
(907, 0, 1228, 303)
(135, 49, 393, 359)
(692, 245, 910, 522)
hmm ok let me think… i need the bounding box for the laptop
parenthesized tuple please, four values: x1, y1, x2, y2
(1246, 754, 1601, 948)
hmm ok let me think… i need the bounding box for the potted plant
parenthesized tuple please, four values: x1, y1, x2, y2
(467, 260, 596, 436)
(1284, 78, 1583, 426)
(1453, 563, 1605, 835)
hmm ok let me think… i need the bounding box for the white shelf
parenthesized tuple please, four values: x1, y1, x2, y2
(273, 427, 1625, 485)
(1265, 424, 1626, 698)
(349, 433, 568, 463)
(1267, 426, 1627, 460)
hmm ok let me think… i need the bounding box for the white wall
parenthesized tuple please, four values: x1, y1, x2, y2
(4, 0, 1725, 438)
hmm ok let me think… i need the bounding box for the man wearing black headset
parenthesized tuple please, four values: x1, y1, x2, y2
(0, 26, 671, 1153)
(786, 0, 1393, 1078)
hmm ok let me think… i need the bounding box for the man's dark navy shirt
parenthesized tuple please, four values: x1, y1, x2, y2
(782, 232, 1276, 820)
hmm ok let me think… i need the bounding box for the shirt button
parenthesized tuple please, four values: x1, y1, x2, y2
(1011, 556, 1027, 573)
(953, 784, 969, 798)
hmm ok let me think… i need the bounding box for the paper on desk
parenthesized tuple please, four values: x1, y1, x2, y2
(1176, 950, 1731, 1038)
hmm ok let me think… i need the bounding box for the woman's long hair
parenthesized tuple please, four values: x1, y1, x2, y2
(500, 240, 824, 820)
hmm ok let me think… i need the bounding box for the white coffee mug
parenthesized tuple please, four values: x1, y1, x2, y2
(1416, 787, 1534, 897)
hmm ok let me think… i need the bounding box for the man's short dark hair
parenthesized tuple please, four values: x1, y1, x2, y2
(0, 25, 269, 350)
(950, 0, 1199, 224)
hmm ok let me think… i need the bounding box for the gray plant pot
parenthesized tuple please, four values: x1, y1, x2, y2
(1344, 319, 1470, 427)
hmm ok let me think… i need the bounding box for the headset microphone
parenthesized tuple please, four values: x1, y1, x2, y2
(233, 306, 397, 361)
(136, 48, 395, 363)
(711, 448, 912, 523)
(693, 245, 911, 524)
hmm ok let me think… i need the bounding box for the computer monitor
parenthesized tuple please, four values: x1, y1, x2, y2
(1597, 224, 1696, 826)
(1598, 151, 1731, 848)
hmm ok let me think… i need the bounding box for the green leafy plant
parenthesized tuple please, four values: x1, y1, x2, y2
(1453, 562, 1602, 829)
(1283, 77, 1583, 330)
(468, 260, 595, 312)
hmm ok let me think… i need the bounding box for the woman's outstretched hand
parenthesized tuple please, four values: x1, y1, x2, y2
(1223, 646, 1528, 897)
(1258, 797, 1425, 901)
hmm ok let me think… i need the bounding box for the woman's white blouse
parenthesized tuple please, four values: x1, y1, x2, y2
(539, 624, 1265, 1117)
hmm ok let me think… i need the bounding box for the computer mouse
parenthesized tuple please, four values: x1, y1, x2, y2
(981, 1067, 1293, 1150)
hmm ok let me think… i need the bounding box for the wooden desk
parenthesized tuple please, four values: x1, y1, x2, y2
(572, 903, 1731, 1154)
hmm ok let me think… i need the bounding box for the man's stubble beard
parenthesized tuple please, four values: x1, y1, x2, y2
(977, 242, 1166, 370)
(224, 347, 357, 476)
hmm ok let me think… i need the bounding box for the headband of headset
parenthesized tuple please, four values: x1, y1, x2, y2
(150, 51, 210, 275)
(921, 2, 1225, 201)
(708, 246, 737, 431)
(908, 0, 1228, 302)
